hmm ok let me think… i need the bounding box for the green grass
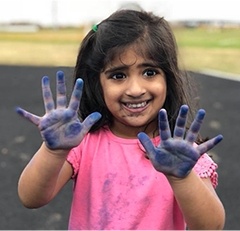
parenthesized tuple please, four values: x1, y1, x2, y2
(0, 28, 84, 67)
(0, 26, 240, 75)
(0, 28, 83, 44)
(174, 27, 240, 75)
(174, 27, 240, 49)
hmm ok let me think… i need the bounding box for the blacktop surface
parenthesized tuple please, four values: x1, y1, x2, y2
(0, 65, 239, 230)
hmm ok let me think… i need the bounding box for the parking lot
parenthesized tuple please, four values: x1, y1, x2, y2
(0, 65, 239, 229)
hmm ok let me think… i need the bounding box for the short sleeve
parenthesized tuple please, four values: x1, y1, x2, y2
(193, 153, 218, 188)
(67, 147, 80, 179)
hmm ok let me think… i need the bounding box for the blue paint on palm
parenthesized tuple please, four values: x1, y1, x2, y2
(138, 105, 223, 178)
(65, 123, 82, 138)
(42, 128, 58, 148)
(16, 71, 101, 150)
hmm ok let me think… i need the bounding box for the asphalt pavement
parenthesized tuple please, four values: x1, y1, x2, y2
(0, 65, 239, 229)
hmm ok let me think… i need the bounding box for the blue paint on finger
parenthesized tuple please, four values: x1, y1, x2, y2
(15, 106, 24, 115)
(42, 76, 50, 86)
(196, 109, 205, 120)
(56, 70, 64, 80)
(213, 134, 223, 144)
(179, 104, 189, 114)
(158, 109, 168, 130)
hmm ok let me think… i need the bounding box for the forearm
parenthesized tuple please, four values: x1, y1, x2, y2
(18, 143, 70, 208)
(167, 171, 225, 230)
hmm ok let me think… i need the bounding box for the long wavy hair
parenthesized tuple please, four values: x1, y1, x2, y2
(73, 9, 198, 138)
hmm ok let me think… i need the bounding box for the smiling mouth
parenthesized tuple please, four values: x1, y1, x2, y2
(124, 101, 149, 109)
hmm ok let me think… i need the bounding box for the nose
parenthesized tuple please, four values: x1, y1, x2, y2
(125, 77, 146, 98)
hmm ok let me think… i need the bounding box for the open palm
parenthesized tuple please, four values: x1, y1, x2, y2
(16, 71, 101, 150)
(138, 105, 223, 178)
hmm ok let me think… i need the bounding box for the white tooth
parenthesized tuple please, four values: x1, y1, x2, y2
(126, 101, 147, 108)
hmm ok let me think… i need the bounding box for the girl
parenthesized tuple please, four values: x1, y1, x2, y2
(16, 9, 225, 230)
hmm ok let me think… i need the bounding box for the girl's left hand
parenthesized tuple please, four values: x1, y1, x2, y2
(138, 105, 223, 178)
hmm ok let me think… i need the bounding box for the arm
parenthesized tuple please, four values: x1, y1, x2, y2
(18, 143, 72, 208)
(16, 71, 101, 208)
(138, 105, 225, 229)
(167, 171, 225, 230)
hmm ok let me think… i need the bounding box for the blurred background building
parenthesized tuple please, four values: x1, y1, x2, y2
(0, 0, 239, 32)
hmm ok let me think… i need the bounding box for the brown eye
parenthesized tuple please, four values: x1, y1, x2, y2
(143, 69, 157, 77)
(111, 72, 126, 80)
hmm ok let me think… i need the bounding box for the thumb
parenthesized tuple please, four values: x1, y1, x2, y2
(15, 106, 41, 126)
(81, 112, 102, 134)
(138, 132, 156, 160)
(196, 134, 223, 155)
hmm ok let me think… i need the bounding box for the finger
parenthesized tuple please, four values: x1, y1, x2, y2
(196, 134, 223, 155)
(15, 106, 41, 126)
(56, 71, 67, 108)
(137, 132, 156, 160)
(42, 76, 55, 113)
(80, 112, 102, 134)
(158, 109, 171, 141)
(174, 105, 188, 139)
(68, 78, 83, 111)
(185, 109, 205, 143)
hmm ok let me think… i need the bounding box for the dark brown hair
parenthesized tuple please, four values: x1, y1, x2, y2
(73, 9, 198, 135)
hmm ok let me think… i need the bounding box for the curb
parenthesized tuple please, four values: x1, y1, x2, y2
(197, 69, 240, 82)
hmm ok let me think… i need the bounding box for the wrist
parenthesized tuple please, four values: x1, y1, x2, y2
(166, 170, 195, 183)
(42, 142, 70, 158)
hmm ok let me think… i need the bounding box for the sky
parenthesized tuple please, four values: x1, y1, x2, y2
(0, 0, 239, 27)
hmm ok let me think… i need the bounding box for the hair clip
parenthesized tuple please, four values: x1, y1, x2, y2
(92, 24, 98, 32)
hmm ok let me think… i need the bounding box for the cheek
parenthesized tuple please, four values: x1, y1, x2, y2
(161, 78, 167, 94)
(101, 80, 122, 101)
(100, 78, 117, 102)
(154, 82, 167, 98)
(152, 84, 167, 108)
(162, 86, 167, 99)
(102, 87, 118, 104)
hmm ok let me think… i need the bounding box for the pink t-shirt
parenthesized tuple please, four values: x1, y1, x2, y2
(67, 126, 218, 230)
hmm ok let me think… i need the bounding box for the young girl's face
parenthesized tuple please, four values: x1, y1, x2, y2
(100, 45, 167, 138)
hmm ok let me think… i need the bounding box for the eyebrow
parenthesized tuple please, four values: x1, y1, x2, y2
(104, 62, 159, 74)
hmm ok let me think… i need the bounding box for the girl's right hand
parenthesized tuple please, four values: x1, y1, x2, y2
(16, 71, 101, 151)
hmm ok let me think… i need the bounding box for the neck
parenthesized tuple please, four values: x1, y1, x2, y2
(109, 120, 159, 139)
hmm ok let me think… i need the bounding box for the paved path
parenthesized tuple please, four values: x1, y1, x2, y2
(0, 65, 239, 229)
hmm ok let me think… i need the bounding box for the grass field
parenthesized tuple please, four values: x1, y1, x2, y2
(174, 27, 240, 75)
(0, 26, 240, 75)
